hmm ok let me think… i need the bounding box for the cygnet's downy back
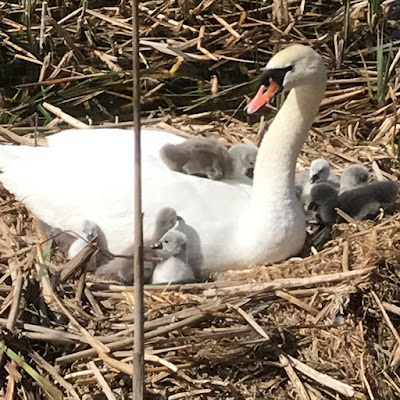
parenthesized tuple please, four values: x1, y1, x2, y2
(308, 182, 339, 225)
(160, 137, 229, 180)
(95, 207, 180, 284)
(160, 137, 257, 180)
(338, 181, 399, 220)
(339, 164, 369, 194)
(151, 230, 195, 285)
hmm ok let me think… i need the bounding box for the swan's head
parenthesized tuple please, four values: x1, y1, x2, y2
(246, 44, 326, 114)
(309, 158, 330, 184)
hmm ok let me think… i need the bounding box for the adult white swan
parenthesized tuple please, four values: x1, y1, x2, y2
(0, 44, 326, 275)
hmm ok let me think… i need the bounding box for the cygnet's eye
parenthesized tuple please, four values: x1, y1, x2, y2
(164, 240, 169, 244)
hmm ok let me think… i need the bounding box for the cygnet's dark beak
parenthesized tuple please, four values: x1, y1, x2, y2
(307, 201, 318, 212)
(246, 168, 254, 179)
(309, 174, 319, 184)
(315, 213, 323, 223)
(151, 242, 163, 250)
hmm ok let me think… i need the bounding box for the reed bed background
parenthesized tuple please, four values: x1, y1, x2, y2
(1, 0, 400, 398)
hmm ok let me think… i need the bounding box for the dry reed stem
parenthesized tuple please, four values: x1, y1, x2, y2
(87, 361, 117, 400)
(31, 352, 80, 400)
(42, 103, 90, 129)
(1, 0, 400, 397)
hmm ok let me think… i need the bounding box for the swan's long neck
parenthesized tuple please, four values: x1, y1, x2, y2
(252, 82, 326, 199)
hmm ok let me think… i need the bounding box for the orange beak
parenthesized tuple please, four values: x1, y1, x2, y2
(245, 78, 282, 114)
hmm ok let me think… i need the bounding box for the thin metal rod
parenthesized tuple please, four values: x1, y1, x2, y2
(132, 0, 144, 398)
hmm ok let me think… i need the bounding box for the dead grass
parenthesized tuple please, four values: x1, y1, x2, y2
(0, 0, 400, 399)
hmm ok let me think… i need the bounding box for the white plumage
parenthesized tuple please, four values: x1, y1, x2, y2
(0, 45, 327, 275)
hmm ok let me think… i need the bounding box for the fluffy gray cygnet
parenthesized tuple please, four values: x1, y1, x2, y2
(339, 164, 369, 194)
(307, 182, 339, 225)
(338, 181, 399, 220)
(95, 207, 180, 284)
(151, 230, 195, 285)
(296, 158, 339, 208)
(160, 137, 257, 180)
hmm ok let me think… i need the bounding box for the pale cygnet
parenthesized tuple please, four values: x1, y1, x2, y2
(296, 158, 339, 186)
(151, 230, 195, 285)
(309, 158, 331, 183)
(95, 207, 180, 284)
(296, 158, 339, 208)
(37, 219, 101, 258)
(307, 183, 339, 225)
(339, 164, 369, 194)
(338, 181, 399, 220)
(160, 137, 256, 180)
(228, 144, 258, 179)
(67, 220, 99, 258)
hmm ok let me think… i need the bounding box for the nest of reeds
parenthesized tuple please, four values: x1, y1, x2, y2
(1, 0, 400, 398)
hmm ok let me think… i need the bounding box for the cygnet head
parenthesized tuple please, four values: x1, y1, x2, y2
(309, 182, 338, 206)
(152, 230, 188, 260)
(247, 44, 327, 114)
(228, 144, 258, 178)
(309, 158, 330, 184)
(308, 183, 338, 225)
(81, 219, 98, 241)
(340, 164, 369, 192)
(155, 207, 178, 235)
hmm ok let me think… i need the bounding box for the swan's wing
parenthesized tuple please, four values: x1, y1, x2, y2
(46, 128, 185, 156)
(143, 154, 252, 222)
(0, 130, 251, 257)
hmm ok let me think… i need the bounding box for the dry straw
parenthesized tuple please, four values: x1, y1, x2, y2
(0, 0, 399, 398)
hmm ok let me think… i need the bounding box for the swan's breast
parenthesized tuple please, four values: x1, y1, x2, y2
(237, 195, 306, 265)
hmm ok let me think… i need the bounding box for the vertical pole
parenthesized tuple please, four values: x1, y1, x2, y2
(132, 0, 144, 398)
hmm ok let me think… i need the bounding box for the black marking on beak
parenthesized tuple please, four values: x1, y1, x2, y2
(307, 201, 318, 212)
(246, 168, 254, 179)
(260, 65, 293, 88)
(151, 242, 163, 250)
(309, 174, 319, 184)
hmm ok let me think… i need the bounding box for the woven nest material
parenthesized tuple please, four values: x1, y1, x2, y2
(1, 0, 400, 399)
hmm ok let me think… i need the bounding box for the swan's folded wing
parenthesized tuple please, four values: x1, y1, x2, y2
(143, 153, 252, 221)
(0, 129, 251, 256)
(46, 128, 185, 157)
